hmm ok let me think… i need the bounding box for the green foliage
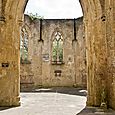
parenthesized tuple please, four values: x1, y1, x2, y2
(52, 41, 63, 62)
(28, 13, 44, 20)
(59, 48, 63, 62)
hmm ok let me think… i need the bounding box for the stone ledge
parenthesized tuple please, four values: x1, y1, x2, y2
(77, 107, 115, 115)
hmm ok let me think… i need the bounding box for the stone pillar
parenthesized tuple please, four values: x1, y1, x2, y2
(32, 20, 43, 87)
(80, 0, 108, 107)
(86, 13, 108, 107)
(80, 0, 115, 109)
(0, 17, 20, 106)
(72, 39, 77, 87)
(105, 0, 115, 109)
(33, 40, 43, 87)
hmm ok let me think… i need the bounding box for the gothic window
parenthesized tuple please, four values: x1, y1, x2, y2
(52, 31, 63, 63)
(20, 27, 29, 63)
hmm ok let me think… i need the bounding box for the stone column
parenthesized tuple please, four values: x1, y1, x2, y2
(80, 0, 108, 107)
(0, 16, 20, 106)
(105, 0, 115, 109)
(72, 39, 77, 87)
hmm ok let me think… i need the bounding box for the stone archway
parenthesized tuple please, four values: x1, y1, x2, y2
(0, 0, 115, 109)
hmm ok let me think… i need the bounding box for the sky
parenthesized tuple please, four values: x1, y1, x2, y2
(25, 0, 83, 19)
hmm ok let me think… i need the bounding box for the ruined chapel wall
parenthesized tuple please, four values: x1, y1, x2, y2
(74, 17, 87, 87)
(20, 15, 87, 89)
(41, 19, 75, 87)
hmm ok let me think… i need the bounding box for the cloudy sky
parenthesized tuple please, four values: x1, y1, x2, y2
(25, 0, 83, 19)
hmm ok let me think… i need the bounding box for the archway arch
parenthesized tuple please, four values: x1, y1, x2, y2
(0, 0, 115, 110)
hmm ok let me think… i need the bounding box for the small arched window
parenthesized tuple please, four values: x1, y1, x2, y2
(20, 27, 29, 63)
(52, 31, 63, 63)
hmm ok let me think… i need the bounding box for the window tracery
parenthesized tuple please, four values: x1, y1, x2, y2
(52, 31, 63, 63)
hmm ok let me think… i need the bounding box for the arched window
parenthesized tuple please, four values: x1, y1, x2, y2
(20, 27, 29, 63)
(52, 31, 63, 63)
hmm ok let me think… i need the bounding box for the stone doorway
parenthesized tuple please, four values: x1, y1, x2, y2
(0, 0, 115, 111)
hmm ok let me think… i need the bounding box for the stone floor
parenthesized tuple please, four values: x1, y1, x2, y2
(0, 87, 115, 115)
(0, 88, 87, 115)
(78, 107, 115, 115)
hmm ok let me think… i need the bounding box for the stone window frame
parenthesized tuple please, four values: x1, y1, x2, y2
(51, 29, 65, 65)
(20, 24, 31, 64)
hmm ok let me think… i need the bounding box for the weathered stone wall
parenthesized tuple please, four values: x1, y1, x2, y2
(20, 15, 42, 90)
(80, 0, 115, 109)
(0, 13, 20, 107)
(1, 0, 115, 109)
(20, 15, 86, 89)
(42, 19, 75, 87)
(105, 0, 115, 109)
(20, 64, 34, 91)
(74, 18, 87, 87)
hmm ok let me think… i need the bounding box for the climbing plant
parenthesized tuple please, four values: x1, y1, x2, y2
(27, 13, 44, 20)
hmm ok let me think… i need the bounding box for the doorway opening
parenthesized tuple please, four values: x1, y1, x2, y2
(20, 0, 86, 90)
(19, 0, 87, 114)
